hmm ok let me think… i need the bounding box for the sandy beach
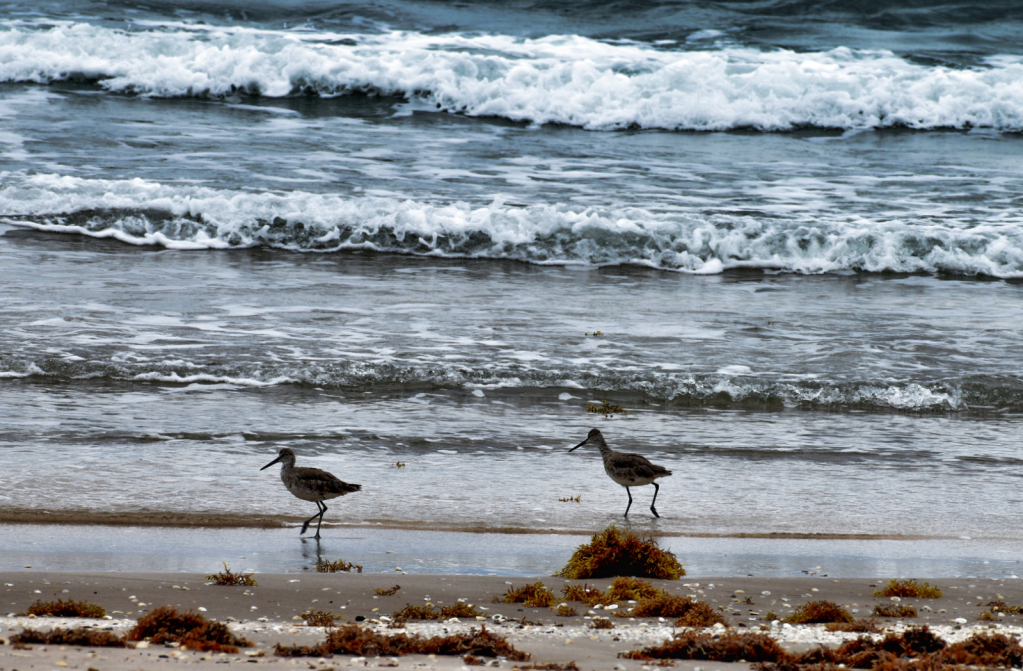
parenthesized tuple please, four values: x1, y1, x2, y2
(3, 570, 1023, 670)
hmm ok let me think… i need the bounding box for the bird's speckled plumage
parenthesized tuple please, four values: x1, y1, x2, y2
(570, 428, 672, 518)
(261, 448, 360, 538)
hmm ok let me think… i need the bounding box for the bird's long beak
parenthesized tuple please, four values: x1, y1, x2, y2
(569, 438, 588, 452)
(260, 455, 282, 471)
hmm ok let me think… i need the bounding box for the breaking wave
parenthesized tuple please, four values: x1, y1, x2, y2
(2, 22, 1023, 131)
(2, 352, 1021, 414)
(3, 174, 1023, 278)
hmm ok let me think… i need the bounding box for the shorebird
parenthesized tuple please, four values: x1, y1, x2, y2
(569, 428, 672, 518)
(260, 448, 361, 539)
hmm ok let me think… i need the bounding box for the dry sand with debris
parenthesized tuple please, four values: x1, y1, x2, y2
(3, 572, 1023, 671)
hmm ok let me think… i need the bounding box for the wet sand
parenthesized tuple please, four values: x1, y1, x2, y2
(3, 571, 1023, 671)
(6, 523, 1023, 577)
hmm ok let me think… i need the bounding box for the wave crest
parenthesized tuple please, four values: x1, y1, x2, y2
(2, 353, 1021, 414)
(2, 23, 1023, 131)
(3, 175, 1023, 277)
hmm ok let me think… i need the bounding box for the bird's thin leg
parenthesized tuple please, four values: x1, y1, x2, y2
(650, 482, 661, 518)
(624, 487, 633, 518)
(301, 501, 324, 536)
(314, 502, 328, 540)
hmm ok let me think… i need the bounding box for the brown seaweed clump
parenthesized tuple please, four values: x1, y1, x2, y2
(590, 616, 614, 629)
(556, 525, 684, 580)
(127, 605, 253, 653)
(676, 601, 729, 628)
(783, 600, 854, 624)
(622, 630, 787, 663)
(628, 591, 725, 629)
(755, 627, 1023, 671)
(10, 627, 125, 647)
(316, 558, 363, 573)
(512, 663, 581, 671)
(587, 400, 626, 416)
(987, 599, 1023, 614)
(392, 602, 482, 622)
(494, 582, 557, 608)
(606, 576, 661, 602)
(205, 561, 257, 586)
(941, 631, 1023, 667)
(872, 579, 942, 599)
(303, 609, 342, 628)
(374, 585, 401, 596)
(787, 626, 946, 670)
(561, 583, 605, 605)
(274, 624, 528, 661)
(560, 578, 658, 606)
(20, 598, 107, 618)
(555, 604, 578, 617)
(873, 604, 918, 618)
(825, 619, 881, 633)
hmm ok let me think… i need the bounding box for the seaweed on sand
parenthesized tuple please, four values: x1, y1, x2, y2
(494, 581, 557, 608)
(561, 583, 605, 605)
(10, 627, 125, 647)
(127, 605, 253, 653)
(986, 599, 1023, 614)
(628, 591, 695, 618)
(205, 561, 257, 586)
(606, 576, 660, 602)
(273, 624, 529, 661)
(757, 628, 1023, 671)
(621, 631, 787, 662)
(556, 525, 684, 580)
(303, 609, 342, 627)
(560, 578, 658, 607)
(873, 604, 917, 618)
(785, 626, 946, 670)
(872, 579, 942, 599)
(20, 598, 106, 618)
(941, 631, 1023, 667)
(316, 558, 363, 573)
(392, 602, 482, 622)
(590, 616, 614, 629)
(626, 591, 725, 628)
(374, 584, 401, 596)
(825, 619, 881, 633)
(676, 601, 729, 628)
(783, 600, 854, 624)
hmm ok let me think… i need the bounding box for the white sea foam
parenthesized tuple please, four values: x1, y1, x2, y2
(132, 371, 294, 386)
(2, 22, 1023, 131)
(3, 174, 1023, 278)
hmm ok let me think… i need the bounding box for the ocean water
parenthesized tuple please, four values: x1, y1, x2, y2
(1, 0, 1022, 563)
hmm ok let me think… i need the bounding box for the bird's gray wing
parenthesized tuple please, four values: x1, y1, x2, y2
(291, 467, 361, 495)
(611, 452, 672, 479)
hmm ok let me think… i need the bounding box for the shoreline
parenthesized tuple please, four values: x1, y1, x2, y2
(0, 508, 968, 540)
(3, 572, 1023, 671)
(4, 523, 1023, 579)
